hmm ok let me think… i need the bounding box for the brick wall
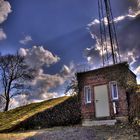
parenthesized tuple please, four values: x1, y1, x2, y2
(77, 62, 137, 121)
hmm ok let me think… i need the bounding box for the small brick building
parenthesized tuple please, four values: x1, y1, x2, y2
(77, 62, 137, 124)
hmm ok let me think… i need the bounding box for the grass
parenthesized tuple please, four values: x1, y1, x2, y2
(0, 131, 37, 140)
(0, 96, 70, 132)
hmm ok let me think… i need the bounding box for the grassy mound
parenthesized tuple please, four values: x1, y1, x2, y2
(0, 95, 81, 132)
(0, 96, 69, 132)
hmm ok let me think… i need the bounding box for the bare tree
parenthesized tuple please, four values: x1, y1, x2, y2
(0, 54, 34, 111)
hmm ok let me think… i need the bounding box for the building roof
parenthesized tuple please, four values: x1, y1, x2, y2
(77, 62, 136, 78)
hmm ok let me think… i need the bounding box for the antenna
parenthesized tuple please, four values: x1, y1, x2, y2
(98, 0, 121, 66)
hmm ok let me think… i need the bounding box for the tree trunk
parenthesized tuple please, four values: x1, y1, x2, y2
(4, 81, 12, 112)
(4, 98, 10, 112)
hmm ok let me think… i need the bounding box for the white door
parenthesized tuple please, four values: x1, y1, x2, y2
(94, 85, 110, 117)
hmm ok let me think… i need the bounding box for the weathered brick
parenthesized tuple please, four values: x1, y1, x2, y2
(77, 62, 136, 122)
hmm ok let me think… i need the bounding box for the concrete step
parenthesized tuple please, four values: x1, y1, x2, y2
(82, 119, 117, 126)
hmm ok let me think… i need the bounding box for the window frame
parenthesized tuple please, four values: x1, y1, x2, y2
(84, 85, 92, 104)
(110, 81, 119, 100)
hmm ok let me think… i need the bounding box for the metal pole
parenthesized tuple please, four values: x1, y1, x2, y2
(98, 0, 105, 66)
(104, 0, 116, 64)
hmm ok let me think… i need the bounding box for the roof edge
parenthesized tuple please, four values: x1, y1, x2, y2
(77, 61, 136, 77)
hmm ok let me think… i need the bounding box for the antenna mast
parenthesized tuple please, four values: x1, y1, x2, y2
(98, 0, 121, 66)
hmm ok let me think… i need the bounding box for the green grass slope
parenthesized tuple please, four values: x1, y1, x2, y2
(0, 96, 70, 132)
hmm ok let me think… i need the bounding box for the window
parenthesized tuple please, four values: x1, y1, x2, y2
(84, 86, 91, 103)
(110, 81, 118, 100)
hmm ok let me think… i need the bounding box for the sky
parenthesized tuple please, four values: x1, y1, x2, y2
(0, 0, 140, 107)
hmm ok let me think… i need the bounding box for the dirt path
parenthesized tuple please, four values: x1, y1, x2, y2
(0, 125, 139, 140)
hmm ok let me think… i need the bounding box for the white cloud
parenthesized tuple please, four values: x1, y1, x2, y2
(88, 12, 140, 28)
(41, 92, 58, 100)
(17, 46, 75, 104)
(61, 65, 71, 75)
(61, 62, 75, 78)
(88, 19, 100, 27)
(18, 46, 62, 100)
(0, 28, 6, 40)
(0, 0, 11, 24)
(28, 68, 66, 100)
(10, 94, 28, 109)
(114, 15, 126, 23)
(19, 46, 60, 69)
(135, 65, 140, 75)
(88, 0, 140, 28)
(27, 62, 76, 101)
(19, 35, 32, 45)
(18, 48, 28, 56)
(126, 51, 138, 66)
(84, 33, 115, 67)
(114, 10, 140, 23)
(30, 67, 74, 103)
(0, 0, 12, 41)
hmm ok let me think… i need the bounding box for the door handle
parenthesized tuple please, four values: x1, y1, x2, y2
(96, 100, 99, 102)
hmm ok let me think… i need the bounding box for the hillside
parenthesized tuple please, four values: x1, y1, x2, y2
(0, 96, 81, 132)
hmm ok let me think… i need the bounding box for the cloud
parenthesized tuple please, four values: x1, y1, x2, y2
(84, 40, 101, 67)
(18, 46, 61, 101)
(61, 65, 71, 75)
(85, 0, 140, 71)
(28, 69, 65, 100)
(88, 10, 140, 29)
(87, 0, 140, 28)
(18, 48, 28, 56)
(18, 46, 62, 100)
(10, 94, 28, 109)
(19, 35, 32, 45)
(0, 0, 12, 41)
(130, 0, 140, 10)
(88, 19, 100, 27)
(19, 46, 60, 69)
(0, 28, 6, 40)
(60, 62, 76, 78)
(135, 65, 140, 75)
(16, 46, 75, 106)
(28, 62, 76, 101)
(0, 0, 11, 24)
